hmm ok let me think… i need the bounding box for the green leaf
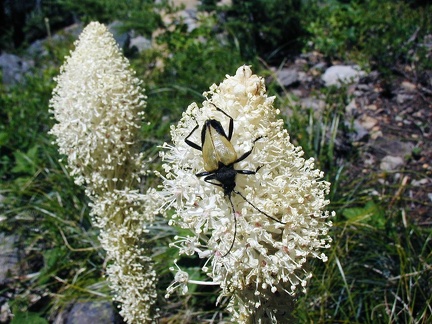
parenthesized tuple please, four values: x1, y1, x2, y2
(11, 312, 48, 324)
(37, 247, 66, 285)
(342, 201, 385, 229)
(11, 145, 39, 175)
(0, 131, 8, 146)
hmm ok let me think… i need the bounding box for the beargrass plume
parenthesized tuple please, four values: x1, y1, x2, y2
(49, 22, 158, 322)
(160, 65, 334, 322)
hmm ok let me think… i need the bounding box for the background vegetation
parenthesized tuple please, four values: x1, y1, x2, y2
(1, 0, 431, 322)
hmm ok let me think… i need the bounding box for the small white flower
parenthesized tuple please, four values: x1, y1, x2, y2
(160, 65, 334, 321)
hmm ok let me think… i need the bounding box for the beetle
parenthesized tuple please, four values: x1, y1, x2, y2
(185, 104, 285, 256)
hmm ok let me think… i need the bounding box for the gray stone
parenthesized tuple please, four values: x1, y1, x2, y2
(0, 303, 12, 322)
(372, 139, 414, 158)
(276, 68, 299, 87)
(129, 35, 152, 52)
(300, 97, 326, 118)
(322, 65, 366, 87)
(0, 54, 33, 85)
(350, 120, 369, 142)
(182, 8, 198, 32)
(0, 233, 21, 284)
(396, 93, 414, 104)
(107, 21, 130, 49)
(312, 62, 327, 72)
(58, 301, 118, 324)
(380, 155, 405, 171)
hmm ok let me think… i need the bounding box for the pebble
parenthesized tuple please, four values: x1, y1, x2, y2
(380, 155, 405, 171)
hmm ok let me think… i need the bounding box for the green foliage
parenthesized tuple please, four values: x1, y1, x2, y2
(1, 0, 431, 322)
(282, 84, 353, 183)
(213, 0, 307, 62)
(0, 0, 73, 50)
(58, 0, 166, 36)
(132, 11, 245, 144)
(0, 39, 108, 319)
(278, 72, 431, 322)
(22, 1, 73, 45)
(11, 311, 48, 324)
(306, 0, 432, 72)
(342, 200, 386, 229)
(157, 13, 244, 91)
(296, 208, 432, 323)
(11, 146, 40, 175)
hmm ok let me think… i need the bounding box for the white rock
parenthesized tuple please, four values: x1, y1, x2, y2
(276, 68, 299, 87)
(380, 155, 405, 171)
(129, 35, 152, 52)
(322, 65, 366, 87)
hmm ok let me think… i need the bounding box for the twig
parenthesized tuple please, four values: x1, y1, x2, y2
(389, 175, 410, 208)
(58, 226, 99, 252)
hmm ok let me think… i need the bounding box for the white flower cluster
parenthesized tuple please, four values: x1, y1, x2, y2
(49, 22, 157, 323)
(50, 22, 145, 194)
(160, 65, 334, 322)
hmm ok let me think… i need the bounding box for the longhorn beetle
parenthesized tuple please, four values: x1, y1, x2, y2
(185, 104, 285, 257)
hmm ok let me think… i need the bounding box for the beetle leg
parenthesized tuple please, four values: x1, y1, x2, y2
(236, 165, 262, 175)
(196, 170, 212, 178)
(236, 169, 257, 175)
(202, 174, 224, 188)
(196, 171, 222, 187)
(210, 103, 234, 141)
(234, 136, 264, 163)
(185, 123, 202, 151)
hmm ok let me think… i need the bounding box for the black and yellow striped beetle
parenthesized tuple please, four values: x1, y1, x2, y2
(185, 104, 285, 256)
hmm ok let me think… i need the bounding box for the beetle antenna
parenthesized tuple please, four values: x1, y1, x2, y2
(221, 195, 237, 257)
(234, 190, 285, 225)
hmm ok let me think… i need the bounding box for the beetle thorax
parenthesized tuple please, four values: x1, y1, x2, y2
(214, 164, 237, 196)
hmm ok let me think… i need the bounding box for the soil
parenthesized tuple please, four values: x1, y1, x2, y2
(276, 53, 432, 226)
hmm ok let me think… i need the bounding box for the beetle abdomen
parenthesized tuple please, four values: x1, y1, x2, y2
(202, 121, 237, 171)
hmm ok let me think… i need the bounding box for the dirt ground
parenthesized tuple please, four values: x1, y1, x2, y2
(277, 53, 432, 226)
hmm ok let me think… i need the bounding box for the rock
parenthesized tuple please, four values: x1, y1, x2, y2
(357, 115, 378, 130)
(276, 68, 299, 87)
(345, 99, 357, 116)
(312, 62, 327, 72)
(107, 21, 130, 49)
(322, 65, 366, 87)
(181, 8, 198, 32)
(370, 129, 383, 140)
(129, 35, 152, 52)
(396, 93, 414, 104)
(55, 301, 119, 324)
(0, 53, 33, 86)
(401, 81, 416, 92)
(0, 303, 12, 322)
(0, 234, 21, 284)
(380, 155, 405, 171)
(27, 23, 83, 58)
(372, 139, 414, 158)
(351, 120, 369, 142)
(411, 178, 430, 186)
(300, 97, 326, 116)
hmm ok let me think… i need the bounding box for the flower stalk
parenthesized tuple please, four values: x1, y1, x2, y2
(49, 22, 157, 323)
(160, 65, 334, 322)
